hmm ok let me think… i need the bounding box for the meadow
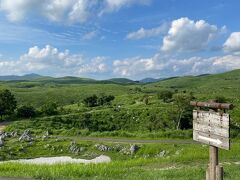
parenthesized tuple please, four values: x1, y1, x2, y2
(0, 69, 240, 179)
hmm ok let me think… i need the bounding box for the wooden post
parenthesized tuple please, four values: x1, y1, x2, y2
(209, 146, 218, 180)
(191, 101, 232, 180)
(216, 165, 223, 180)
(206, 164, 210, 180)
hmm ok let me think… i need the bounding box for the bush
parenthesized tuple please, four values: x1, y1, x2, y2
(83, 94, 115, 107)
(0, 89, 17, 120)
(83, 95, 98, 107)
(98, 94, 115, 106)
(157, 90, 173, 102)
(17, 105, 36, 118)
(41, 102, 58, 115)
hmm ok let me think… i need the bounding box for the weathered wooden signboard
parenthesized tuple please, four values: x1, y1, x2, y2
(191, 101, 233, 180)
(193, 110, 230, 150)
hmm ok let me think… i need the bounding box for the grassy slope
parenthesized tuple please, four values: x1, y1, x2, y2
(145, 69, 240, 123)
(0, 138, 240, 179)
(1, 70, 240, 179)
(1, 69, 240, 107)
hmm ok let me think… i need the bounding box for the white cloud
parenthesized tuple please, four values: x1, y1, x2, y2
(126, 23, 168, 40)
(223, 32, 240, 54)
(161, 17, 220, 52)
(0, 45, 109, 76)
(0, 0, 151, 23)
(78, 57, 108, 74)
(82, 31, 98, 40)
(113, 53, 240, 79)
(100, 0, 151, 15)
(1, 45, 240, 79)
(68, 0, 96, 23)
(44, 0, 74, 22)
(0, 0, 39, 21)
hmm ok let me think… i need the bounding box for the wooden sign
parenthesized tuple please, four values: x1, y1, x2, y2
(193, 110, 230, 150)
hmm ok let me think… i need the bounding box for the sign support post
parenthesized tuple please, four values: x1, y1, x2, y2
(209, 145, 218, 180)
(190, 101, 233, 180)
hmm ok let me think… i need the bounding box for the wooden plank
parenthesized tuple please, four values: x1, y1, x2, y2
(193, 121, 229, 138)
(193, 130, 230, 150)
(193, 110, 229, 128)
(190, 101, 233, 110)
(216, 165, 223, 180)
(206, 165, 210, 180)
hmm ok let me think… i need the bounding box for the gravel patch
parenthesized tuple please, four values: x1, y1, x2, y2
(1, 155, 111, 165)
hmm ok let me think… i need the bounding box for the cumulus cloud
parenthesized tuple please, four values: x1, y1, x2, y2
(78, 57, 108, 74)
(161, 17, 220, 52)
(126, 23, 168, 40)
(0, 0, 151, 23)
(0, 45, 109, 76)
(1, 45, 240, 79)
(223, 32, 240, 54)
(113, 54, 240, 79)
(0, 0, 39, 21)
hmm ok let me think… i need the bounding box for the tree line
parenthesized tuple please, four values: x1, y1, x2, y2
(0, 89, 115, 120)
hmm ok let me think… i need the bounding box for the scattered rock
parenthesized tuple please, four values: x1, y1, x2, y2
(10, 131, 18, 137)
(95, 144, 111, 152)
(42, 131, 49, 140)
(0, 137, 4, 147)
(130, 144, 139, 154)
(119, 147, 131, 155)
(0, 132, 8, 140)
(19, 130, 33, 142)
(157, 150, 166, 157)
(69, 141, 84, 154)
(112, 144, 123, 152)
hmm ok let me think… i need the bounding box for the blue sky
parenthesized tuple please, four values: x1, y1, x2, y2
(0, 0, 240, 80)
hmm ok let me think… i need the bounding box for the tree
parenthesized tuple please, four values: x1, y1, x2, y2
(83, 95, 98, 107)
(173, 93, 193, 130)
(0, 89, 17, 120)
(17, 105, 36, 118)
(83, 94, 115, 107)
(157, 90, 173, 102)
(98, 94, 115, 106)
(41, 102, 58, 115)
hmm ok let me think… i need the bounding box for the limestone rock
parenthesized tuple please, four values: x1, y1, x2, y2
(69, 141, 84, 154)
(42, 131, 49, 140)
(130, 144, 139, 154)
(19, 130, 33, 142)
(95, 144, 111, 151)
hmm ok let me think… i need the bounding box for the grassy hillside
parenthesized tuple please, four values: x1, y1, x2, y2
(1, 70, 240, 129)
(1, 70, 240, 179)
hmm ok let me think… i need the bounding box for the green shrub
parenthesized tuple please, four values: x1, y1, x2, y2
(17, 105, 36, 118)
(41, 102, 58, 115)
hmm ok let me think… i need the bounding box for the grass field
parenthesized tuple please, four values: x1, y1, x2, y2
(0, 140, 239, 179)
(1, 70, 240, 179)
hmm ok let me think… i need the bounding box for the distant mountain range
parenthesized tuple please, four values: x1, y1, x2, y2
(139, 78, 165, 83)
(0, 73, 43, 81)
(0, 73, 139, 84)
(0, 73, 211, 84)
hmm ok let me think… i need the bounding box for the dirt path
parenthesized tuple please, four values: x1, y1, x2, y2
(0, 122, 10, 132)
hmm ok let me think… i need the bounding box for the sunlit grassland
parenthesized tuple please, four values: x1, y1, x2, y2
(0, 137, 240, 179)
